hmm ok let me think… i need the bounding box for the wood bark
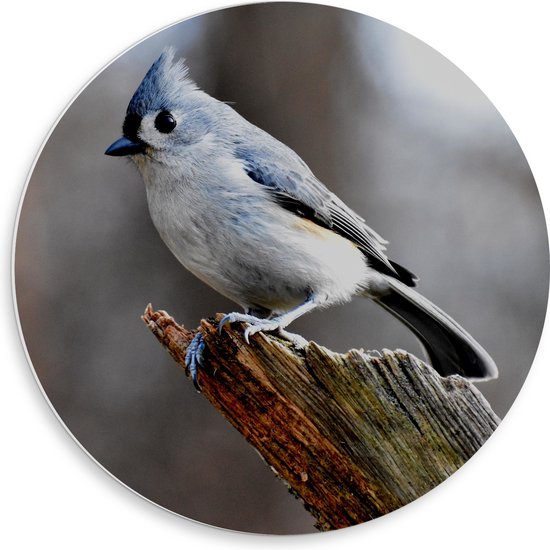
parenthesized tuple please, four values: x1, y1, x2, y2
(142, 304, 500, 531)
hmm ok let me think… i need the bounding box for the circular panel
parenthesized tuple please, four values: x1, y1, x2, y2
(14, 3, 548, 534)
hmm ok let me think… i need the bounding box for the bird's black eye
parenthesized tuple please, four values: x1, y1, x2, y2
(154, 111, 177, 133)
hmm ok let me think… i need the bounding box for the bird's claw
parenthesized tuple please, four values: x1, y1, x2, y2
(218, 313, 268, 344)
(242, 320, 280, 343)
(276, 328, 309, 349)
(219, 312, 308, 347)
(243, 325, 254, 343)
(219, 312, 250, 334)
(219, 312, 281, 343)
(218, 313, 233, 334)
(185, 333, 206, 392)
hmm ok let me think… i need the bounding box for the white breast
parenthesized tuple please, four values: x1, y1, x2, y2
(139, 153, 370, 312)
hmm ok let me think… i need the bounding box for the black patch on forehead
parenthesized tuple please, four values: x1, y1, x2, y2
(122, 112, 142, 142)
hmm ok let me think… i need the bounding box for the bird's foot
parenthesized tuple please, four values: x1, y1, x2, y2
(220, 297, 316, 346)
(218, 312, 265, 335)
(218, 314, 308, 348)
(185, 332, 206, 392)
(219, 312, 283, 343)
(276, 328, 309, 349)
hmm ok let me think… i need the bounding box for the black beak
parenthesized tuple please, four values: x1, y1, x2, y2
(105, 136, 146, 156)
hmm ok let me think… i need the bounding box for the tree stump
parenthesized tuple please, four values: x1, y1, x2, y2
(142, 304, 500, 531)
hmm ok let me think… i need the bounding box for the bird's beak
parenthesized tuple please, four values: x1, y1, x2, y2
(105, 136, 146, 156)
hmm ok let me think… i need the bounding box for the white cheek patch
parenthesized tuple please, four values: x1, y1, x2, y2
(139, 113, 166, 149)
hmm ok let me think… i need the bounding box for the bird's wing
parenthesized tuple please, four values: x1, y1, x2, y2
(235, 141, 416, 284)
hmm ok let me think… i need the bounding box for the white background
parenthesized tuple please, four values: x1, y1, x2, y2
(2, 1, 548, 548)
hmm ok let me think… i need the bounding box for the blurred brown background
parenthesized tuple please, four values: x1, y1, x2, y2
(14, 2, 548, 535)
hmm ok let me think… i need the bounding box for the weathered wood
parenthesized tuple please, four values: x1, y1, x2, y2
(142, 304, 500, 531)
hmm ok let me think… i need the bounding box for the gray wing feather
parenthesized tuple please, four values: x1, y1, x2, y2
(234, 138, 395, 273)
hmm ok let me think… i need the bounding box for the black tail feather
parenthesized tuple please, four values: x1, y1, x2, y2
(371, 280, 497, 380)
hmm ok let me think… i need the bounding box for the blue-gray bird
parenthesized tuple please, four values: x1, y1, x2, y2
(106, 48, 498, 389)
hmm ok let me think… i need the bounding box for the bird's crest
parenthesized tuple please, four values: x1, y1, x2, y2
(127, 47, 197, 117)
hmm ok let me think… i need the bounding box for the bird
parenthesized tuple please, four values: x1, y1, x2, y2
(105, 48, 498, 390)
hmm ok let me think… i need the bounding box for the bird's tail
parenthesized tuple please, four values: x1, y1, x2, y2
(368, 278, 498, 380)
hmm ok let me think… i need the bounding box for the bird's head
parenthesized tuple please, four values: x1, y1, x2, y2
(105, 48, 219, 167)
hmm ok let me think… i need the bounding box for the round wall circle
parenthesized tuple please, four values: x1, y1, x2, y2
(14, 2, 548, 534)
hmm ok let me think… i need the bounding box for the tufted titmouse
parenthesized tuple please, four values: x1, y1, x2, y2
(106, 49, 497, 389)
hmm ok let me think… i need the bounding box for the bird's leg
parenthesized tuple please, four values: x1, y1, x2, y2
(185, 332, 206, 392)
(219, 294, 318, 345)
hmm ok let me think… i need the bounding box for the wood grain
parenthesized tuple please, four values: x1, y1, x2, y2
(142, 304, 500, 531)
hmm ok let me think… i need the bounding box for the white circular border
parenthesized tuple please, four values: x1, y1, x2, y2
(4, 1, 549, 548)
